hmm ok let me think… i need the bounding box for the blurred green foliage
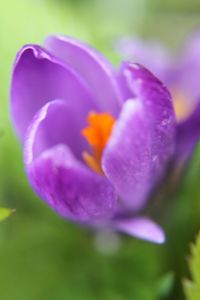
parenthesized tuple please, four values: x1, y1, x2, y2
(0, 0, 200, 299)
(162, 144, 200, 299)
(0, 208, 14, 222)
(184, 232, 200, 299)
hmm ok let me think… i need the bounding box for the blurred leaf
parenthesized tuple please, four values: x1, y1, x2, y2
(0, 207, 14, 222)
(160, 143, 200, 299)
(157, 272, 174, 299)
(184, 232, 200, 300)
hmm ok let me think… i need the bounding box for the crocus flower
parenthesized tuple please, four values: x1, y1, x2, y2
(10, 36, 176, 244)
(116, 32, 200, 161)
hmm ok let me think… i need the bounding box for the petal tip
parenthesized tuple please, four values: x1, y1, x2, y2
(114, 217, 166, 244)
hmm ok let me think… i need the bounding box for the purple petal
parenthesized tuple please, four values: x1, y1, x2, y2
(103, 64, 176, 210)
(45, 35, 123, 115)
(120, 63, 176, 177)
(27, 145, 116, 222)
(24, 99, 91, 163)
(102, 99, 151, 211)
(114, 217, 165, 244)
(24, 101, 117, 222)
(11, 45, 97, 140)
(175, 101, 200, 161)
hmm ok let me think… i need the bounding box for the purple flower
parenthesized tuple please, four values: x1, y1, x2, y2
(10, 36, 176, 244)
(116, 32, 200, 161)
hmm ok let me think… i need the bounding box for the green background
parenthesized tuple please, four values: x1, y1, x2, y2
(0, 0, 200, 299)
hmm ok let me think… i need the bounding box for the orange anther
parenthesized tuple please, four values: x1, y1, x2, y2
(82, 112, 116, 173)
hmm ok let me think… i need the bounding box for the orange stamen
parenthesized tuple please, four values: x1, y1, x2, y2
(81, 112, 116, 174)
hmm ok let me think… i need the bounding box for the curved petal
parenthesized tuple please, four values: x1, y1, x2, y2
(120, 63, 176, 176)
(24, 99, 91, 163)
(113, 217, 165, 244)
(11, 45, 97, 140)
(24, 101, 117, 222)
(45, 35, 123, 115)
(175, 101, 200, 161)
(27, 144, 116, 222)
(103, 64, 176, 210)
(102, 99, 152, 210)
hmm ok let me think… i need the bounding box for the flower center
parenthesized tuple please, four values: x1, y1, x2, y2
(81, 112, 116, 174)
(172, 88, 195, 121)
